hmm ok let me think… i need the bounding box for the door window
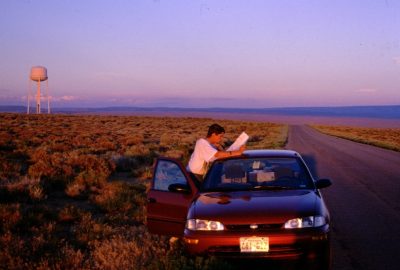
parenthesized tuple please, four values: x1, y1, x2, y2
(154, 160, 187, 191)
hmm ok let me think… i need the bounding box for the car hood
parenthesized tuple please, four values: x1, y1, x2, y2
(191, 190, 320, 224)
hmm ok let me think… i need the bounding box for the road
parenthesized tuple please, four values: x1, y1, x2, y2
(286, 125, 400, 270)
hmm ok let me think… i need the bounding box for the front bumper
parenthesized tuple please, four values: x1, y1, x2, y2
(183, 224, 330, 259)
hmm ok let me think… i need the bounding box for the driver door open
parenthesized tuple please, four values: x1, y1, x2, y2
(147, 157, 198, 236)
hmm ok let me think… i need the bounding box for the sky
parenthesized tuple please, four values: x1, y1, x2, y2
(0, 0, 399, 108)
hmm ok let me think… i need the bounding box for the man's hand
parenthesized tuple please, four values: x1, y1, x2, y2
(214, 145, 245, 159)
(238, 145, 246, 154)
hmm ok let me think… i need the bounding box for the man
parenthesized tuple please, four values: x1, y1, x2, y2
(187, 123, 246, 181)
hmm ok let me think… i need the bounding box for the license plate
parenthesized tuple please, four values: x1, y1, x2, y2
(240, 237, 269, 252)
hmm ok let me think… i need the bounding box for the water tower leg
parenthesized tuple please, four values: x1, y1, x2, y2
(46, 80, 50, 114)
(36, 81, 41, 114)
(27, 79, 31, 114)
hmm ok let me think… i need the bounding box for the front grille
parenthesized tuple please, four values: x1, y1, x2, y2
(226, 223, 283, 232)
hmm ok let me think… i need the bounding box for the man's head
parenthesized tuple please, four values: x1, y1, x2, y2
(207, 123, 225, 144)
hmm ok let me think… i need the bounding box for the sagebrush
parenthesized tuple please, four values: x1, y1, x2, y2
(0, 113, 287, 269)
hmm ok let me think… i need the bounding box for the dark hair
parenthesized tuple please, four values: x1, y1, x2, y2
(207, 124, 225, 137)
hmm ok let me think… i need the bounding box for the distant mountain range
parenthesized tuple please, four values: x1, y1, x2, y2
(1, 105, 400, 119)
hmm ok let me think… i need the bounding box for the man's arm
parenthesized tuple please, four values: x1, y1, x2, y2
(214, 145, 246, 159)
(213, 142, 225, 151)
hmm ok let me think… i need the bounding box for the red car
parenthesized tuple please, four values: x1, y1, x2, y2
(147, 150, 332, 269)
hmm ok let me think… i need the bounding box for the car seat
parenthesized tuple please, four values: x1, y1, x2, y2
(224, 163, 246, 183)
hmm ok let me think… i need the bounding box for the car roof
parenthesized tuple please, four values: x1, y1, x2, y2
(242, 149, 300, 158)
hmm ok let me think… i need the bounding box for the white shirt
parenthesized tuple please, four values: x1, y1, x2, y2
(187, 138, 218, 175)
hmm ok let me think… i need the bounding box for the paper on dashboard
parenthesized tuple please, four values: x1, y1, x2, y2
(227, 132, 249, 151)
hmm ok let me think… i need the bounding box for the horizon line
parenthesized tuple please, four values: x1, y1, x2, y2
(1, 104, 399, 110)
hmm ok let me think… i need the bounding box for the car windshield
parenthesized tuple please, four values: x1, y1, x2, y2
(202, 157, 314, 191)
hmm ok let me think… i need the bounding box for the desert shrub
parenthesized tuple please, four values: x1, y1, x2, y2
(118, 148, 157, 179)
(247, 135, 263, 143)
(0, 162, 21, 184)
(0, 113, 288, 269)
(124, 144, 150, 157)
(28, 160, 56, 180)
(48, 152, 74, 178)
(0, 157, 22, 182)
(124, 134, 144, 146)
(27, 222, 59, 260)
(18, 205, 57, 231)
(0, 152, 28, 183)
(0, 204, 21, 233)
(73, 213, 113, 245)
(91, 182, 146, 221)
(28, 136, 43, 147)
(35, 244, 86, 270)
(58, 205, 83, 223)
(66, 170, 108, 198)
(69, 154, 114, 177)
(88, 226, 233, 270)
(93, 137, 117, 153)
(1, 221, 66, 267)
(1, 177, 44, 202)
(133, 148, 158, 164)
(63, 153, 116, 197)
(28, 183, 45, 201)
(30, 147, 50, 163)
(72, 135, 94, 148)
(312, 125, 400, 152)
(112, 154, 138, 172)
(89, 234, 144, 269)
(0, 132, 16, 151)
(163, 149, 185, 160)
(159, 132, 181, 149)
(51, 142, 73, 152)
(0, 232, 26, 269)
(65, 179, 87, 198)
(134, 167, 153, 182)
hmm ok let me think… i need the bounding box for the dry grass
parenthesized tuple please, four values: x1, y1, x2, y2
(0, 113, 287, 269)
(311, 124, 400, 152)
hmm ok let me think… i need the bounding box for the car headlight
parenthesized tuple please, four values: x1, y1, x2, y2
(186, 219, 225, 231)
(284, 216, 326, 229)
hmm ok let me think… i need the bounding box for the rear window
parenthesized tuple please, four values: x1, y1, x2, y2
(202, 157, 314, 191)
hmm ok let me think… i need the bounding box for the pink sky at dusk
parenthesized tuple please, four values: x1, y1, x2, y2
(0, 0, 399, 108)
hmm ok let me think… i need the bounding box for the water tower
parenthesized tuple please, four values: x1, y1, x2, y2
(28, 66, 50, 114)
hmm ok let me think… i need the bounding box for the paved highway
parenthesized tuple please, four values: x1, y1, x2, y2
(286, 125, 400, 270)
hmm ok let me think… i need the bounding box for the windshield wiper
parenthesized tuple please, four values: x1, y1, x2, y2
(202, 183, 254, 192)
(202, 186, 249, 192)
(202, 184, 297, 192)
(252, 185, 295, 190)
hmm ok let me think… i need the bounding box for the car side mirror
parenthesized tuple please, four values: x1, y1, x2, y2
(315, 178, 332, 189)
(168, 183, 191, 194)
